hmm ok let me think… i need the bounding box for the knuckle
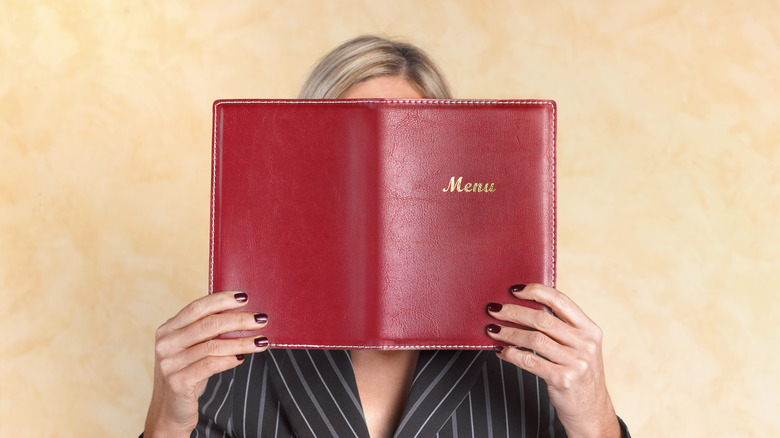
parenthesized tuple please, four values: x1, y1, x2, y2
(505, 305, 524, 323)
(559, 372, 574, 389)
(204, 339, 222, 356)
(573, 358, 589, 374)
(583, 339, 599, 356)
(183, 298, 205, 320)
(554, 291, 570, 309)
(167, 371, 188, 392)
(530, 332, 548, 350)
(520, 351, 539, 369)
(501, 304, 516, 318)
(198, 315, 222, 335)
(158, 357, 176, 376)
(154, 324, 168, 342)
(534, 311, 555, 330)
(154, 339, 172, 359)
(524, 283, 544, 296)
(201, 356, 223, 377)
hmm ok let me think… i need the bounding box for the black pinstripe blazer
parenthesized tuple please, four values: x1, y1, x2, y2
(191, 349, 630, 438)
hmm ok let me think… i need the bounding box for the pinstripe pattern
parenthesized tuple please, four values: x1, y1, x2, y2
(190, 350, 630, 438)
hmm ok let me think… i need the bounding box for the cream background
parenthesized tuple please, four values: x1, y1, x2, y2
(1, 1, 778, 436)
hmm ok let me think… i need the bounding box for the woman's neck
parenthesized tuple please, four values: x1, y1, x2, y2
(351, 350, 420, 438)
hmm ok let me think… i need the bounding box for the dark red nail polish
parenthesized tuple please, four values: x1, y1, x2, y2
(493, 346, 505, 353)
(487, 303, 503, 313)
(509, 284, 526, 292)
(254, 313, 268, 324)
(487, 324, 502, 334)
(234, 292, 248, 302)
(254, 337, 269, 348)
(236, 354, 245, 361)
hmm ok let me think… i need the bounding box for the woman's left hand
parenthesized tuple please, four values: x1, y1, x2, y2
(486, 283, 621, 438)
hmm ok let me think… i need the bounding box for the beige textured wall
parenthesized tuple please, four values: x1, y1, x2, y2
(1, 1, 778, 436)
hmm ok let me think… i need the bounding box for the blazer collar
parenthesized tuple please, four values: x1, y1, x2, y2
(267, 349, 488, 438)
(266, 349, 370, 438)
(394, 350, 489, 437)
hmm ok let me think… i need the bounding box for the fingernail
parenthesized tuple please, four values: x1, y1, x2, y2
(487, 303, 503, 313)
(234, 292, 248, 302)
(236, 354, 245, 361)
(254, 313, 268, 324)
(493, 346, 505, 353)
(254, 337, 269, 348)
(509, 284, 526, 292)
(487, 324, 502, 334)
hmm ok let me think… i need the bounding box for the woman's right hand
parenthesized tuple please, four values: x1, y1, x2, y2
(143, 291, 269, 438)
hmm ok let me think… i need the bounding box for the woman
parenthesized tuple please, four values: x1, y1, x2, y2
(143, 35, 629, 438)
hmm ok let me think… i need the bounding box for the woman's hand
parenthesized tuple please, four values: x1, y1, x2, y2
(486, 284, 621, 438)
(144, 291, 270, 438)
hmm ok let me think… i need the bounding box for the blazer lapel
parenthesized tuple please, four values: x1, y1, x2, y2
(393, 350, 489, 437)
(266, 349, 370, 438)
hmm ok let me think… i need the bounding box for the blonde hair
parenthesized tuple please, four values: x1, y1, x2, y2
(299, 35, 453, 99)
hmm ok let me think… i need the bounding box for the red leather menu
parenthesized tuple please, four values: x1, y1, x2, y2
(210, 99, 556, 349)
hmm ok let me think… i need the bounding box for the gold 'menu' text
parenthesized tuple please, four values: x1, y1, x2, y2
(442, 176, 496, 193)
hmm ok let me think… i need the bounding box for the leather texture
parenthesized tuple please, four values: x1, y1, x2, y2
(210, 99, 556, 349)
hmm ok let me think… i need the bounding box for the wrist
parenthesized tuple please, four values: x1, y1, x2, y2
(144, 417, 195, 438)
(564, 415, 621, 438)
(143, 427, 193, 438)
(144, 396, 198, 438)
(561, 394, 621, 438)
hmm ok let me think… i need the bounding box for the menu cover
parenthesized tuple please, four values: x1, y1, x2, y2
(210, 99, 556, 349)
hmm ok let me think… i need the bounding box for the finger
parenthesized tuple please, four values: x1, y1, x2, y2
(510, 284, 592, 328)
(160, 335, 270, 376)
(157, 311, 268, 356)
(486, 324, 573, 365)
(494, 346, 565, 387)
(487, 302, 578, 347)
(161, 291, 249, 335)
(165, 354, 248, 398)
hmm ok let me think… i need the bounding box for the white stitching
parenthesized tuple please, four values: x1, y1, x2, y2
(213, 99, 554, 106)
(550, 103, 557, 288)
(210, 102, 219, 294)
